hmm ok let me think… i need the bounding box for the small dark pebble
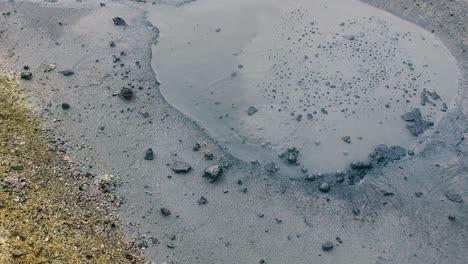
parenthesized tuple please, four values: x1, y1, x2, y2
(61, 103, 70, 110)
(193, 143, 201, 151)
(120, 87, 134, 100)
(160, 207, 171, 216)
(342, 136, 351, 143)
(59, 69, 74, 76)
(197, 196, 208, 205)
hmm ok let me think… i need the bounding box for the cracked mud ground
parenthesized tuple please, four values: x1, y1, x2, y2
(0, 0, 467, 263)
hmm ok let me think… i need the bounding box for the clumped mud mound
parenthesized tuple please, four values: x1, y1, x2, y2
(0, 76, 141, 263)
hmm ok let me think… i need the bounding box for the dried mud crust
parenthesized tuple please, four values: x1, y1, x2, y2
(0, 76, 142, 264)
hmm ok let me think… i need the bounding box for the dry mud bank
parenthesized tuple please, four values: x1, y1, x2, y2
(0, 76, 142, 263)
(0, 0, 467, 263)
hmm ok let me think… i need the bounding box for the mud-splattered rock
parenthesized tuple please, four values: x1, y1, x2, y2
(96, 174, 118, 192)
(11, 249, 24, 258)
(264, 161, 279, 173)
(342, 136, 351, 144)
(144, 148, 154, 160)
(401, 108, 434, 136)
(59, 69, 74, 76)
(113, 17, 127, 26)
(171, 161, 191, 173)
(247, 106, 258, 115)
(197, 196, 208, 205)
(319, 182, 330, 193)
(160, 207, 171, 216)
(203, 165, 222, 182)
(61, 103, 70, 110)
(193, 143, 201, 151)
(120, 87, 134, 100)
(280, 147, 300, 164)
(369, 144, 406, 166)
(20, 71, 32, 80)
(321, 242, 334, 251)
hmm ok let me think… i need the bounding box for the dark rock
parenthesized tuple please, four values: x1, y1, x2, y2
(342, 136, 351, 143)
(171, 161, 191, 173)
(321, 242, 334, 251)
(203, 165, 222, 182)
(144, 148, 154, 160)
(160, 207, 171, 216)
(247, 106, 258, 115)
(59, 69, 74, 76)
(120, 87, 134, 100)
(61, 103, 70, 110)
(379, 189, 394, 196)
(445, 193, 463, 203)
(305, 174, 316, 181)
(197, 196, 208, 205)
(20, 71, 32, 80)
(112, 17, 127, 26)
(109, 41, 116, 47)
(448, 215, 456, 221)
(193, 143, 201, 151)
(318, 182, 330, 193)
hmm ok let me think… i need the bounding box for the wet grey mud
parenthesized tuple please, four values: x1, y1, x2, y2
(149, 0, 459, 174)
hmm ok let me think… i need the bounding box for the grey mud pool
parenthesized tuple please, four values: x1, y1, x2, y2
(148, 0, 459, 174)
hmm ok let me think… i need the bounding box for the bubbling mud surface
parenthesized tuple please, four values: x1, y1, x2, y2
(148, 0, 459, 173)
